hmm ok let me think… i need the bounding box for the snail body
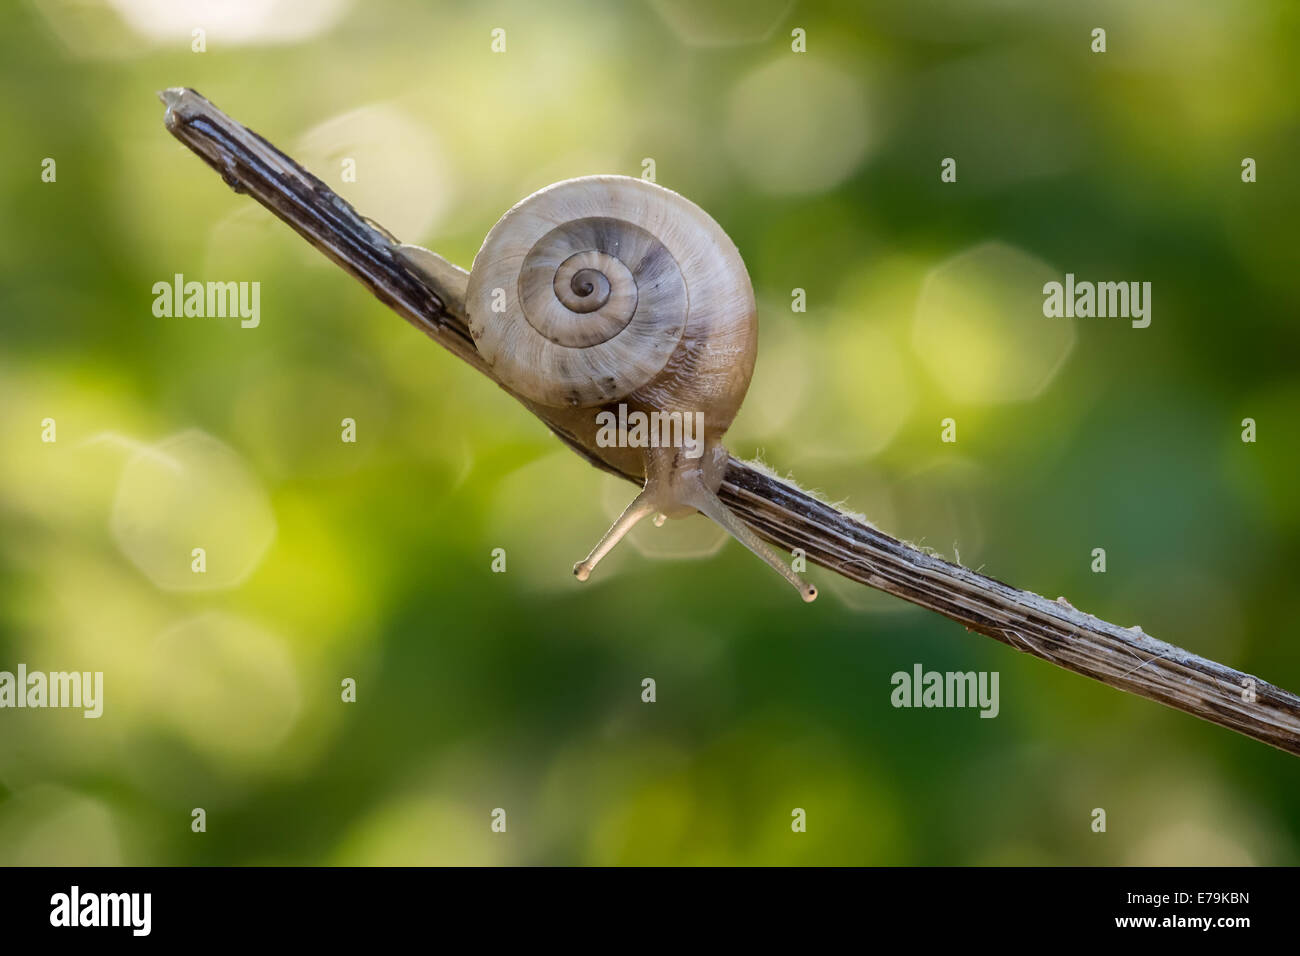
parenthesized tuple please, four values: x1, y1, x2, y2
(410, 175, 815, 601)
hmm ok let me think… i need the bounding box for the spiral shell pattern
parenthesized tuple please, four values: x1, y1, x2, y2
(467, 176, 744, 408)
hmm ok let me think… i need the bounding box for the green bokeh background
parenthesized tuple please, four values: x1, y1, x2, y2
(1, 0, 1298, 865)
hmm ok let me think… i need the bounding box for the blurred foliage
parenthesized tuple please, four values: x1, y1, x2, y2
(1, 0, 1298, 865)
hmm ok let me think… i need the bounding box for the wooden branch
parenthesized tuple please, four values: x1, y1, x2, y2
(160, 87, 1300, 757)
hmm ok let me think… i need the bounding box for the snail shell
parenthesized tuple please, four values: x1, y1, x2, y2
(465, 175, 757, 442)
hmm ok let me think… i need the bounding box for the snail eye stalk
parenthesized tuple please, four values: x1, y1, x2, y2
(574, 476, 817, 603)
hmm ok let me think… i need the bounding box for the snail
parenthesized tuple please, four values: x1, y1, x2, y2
(400, 175, 816, 602)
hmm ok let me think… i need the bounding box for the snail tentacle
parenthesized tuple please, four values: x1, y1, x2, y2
(573, 489, 657, 582)
(683, 482, 818, 603)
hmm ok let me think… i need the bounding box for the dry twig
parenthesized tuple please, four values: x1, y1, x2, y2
(160, 87, 1300, 756)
